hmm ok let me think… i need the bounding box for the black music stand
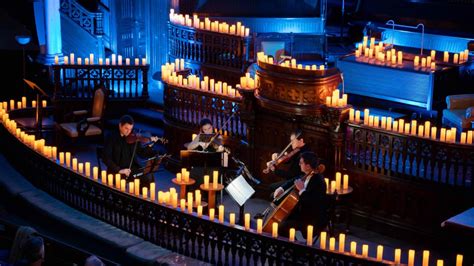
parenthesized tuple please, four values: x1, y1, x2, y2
(24, 79, 49, 137)
(132, 154, 167, 179)
(225, 174, 255, 225)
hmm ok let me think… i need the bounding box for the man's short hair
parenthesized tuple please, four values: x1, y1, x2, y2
(119, 115, 134, 126)
(291, 129, 303, 140)
(199, 118, 212, 128)
(300, 152, 319, 169)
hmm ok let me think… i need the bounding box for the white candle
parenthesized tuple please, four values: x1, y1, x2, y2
(229, 213, 235, 226)
(394, 248, 401, 264)
(338, 233, 345, 252)
(408, 250, 415, 266)
(422, 250, 430, 266)
(320, 231, 327, 249)
(244, 213, 250, 230)
(307, 225, 313, 246)
(377, 245, 384, 261)
(272, 222, 278, 238)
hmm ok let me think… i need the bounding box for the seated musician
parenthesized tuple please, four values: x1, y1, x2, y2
(102, 115, 159, 185)
(263, 129, 310, 181)
(273, 151, 328, 238)
(185, 118, 225, 152)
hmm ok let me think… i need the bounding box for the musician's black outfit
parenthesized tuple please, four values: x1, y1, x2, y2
(273, 144, 311, 181)
(279, 172, 328, 237)
(103, 129, 157, 185)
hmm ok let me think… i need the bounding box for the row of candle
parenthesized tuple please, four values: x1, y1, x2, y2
(161, 59, 186, 75)
(2, 98, 47, 111)
(165, 72, 241, 97)
(169, 9, 250, 37)
(325, 89, 348, 108)
(1, 115, 466, 265)
(257, 52, 326, 71)
(324, 172, 349, 193)
(349, 108, 474, 144)
(55, 53, 147, 66)
(443, 50, 469, 64)
(319, 230, 463, 266)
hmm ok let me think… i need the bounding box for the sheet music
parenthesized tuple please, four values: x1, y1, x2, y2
(225, 175, 255, 206)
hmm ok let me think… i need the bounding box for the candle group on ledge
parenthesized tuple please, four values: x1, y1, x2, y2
(238, 73, 257, 90)
(2, 98, 46, 112)
(348, 108, 473, 145)
(257, 52, 326, 71)
(169, 9, 250, 37)
(161, 61, 241, 97)
(324, 172, 349, 194)
(325, 89, 348, 108)
(56, 53, 147, 66)
(443, 50, 469, 64)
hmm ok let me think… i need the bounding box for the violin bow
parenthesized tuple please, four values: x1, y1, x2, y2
(203, 112, 236, 150)
(128, 128, 142, 171)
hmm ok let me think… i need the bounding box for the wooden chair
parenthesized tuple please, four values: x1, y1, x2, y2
(57, 83, 108, 145)
(442, 94, 474, 131)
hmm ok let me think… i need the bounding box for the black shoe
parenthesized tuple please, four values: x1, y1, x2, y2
(254, 213, 264, 220)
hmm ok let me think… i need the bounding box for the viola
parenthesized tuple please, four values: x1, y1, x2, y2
(125, 132, 168, 145)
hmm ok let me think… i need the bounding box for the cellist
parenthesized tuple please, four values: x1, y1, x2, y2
(272, 152, 328, 238)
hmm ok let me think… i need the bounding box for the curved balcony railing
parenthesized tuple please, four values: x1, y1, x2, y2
(168, 23, 251, 72)
(0, 110, 390, 266)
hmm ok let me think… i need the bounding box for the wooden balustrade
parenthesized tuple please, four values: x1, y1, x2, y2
(52, 64, 149, 100)
(168, 22, 251, 78)
(0, 122, 389, 266)
(345, 123, 474, 186)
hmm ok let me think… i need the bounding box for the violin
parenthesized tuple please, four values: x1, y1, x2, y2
(125, 132, 168, 146)
(262, 131, 302, 174)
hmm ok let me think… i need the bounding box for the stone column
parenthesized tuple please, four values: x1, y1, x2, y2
(36, 0, 63, 65)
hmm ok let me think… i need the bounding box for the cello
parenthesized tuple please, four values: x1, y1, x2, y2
(262, 170, 315, 233)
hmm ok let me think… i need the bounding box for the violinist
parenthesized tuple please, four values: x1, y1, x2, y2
(102, 115, 159, 185)
(185, 118, 225, 152)
(263, 129, 310, 181)
(273, 152, 328, 237)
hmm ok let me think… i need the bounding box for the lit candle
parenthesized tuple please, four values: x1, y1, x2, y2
(362, 244, 369, 257)
(456, 254, 463, 266)
(198, 205, 202, 218)
(78, 163, 83, 174)
(120, 180, 125, 192)
(289, 228, 295, 242)
(125, 58, 130, 65)
(374, 116, 379, 128)
(411, 120, 417, 135)
(430, 50, 436, 59)
(72, 158, 78, 171)
(394, 248, 401, 264)
(330, 181, 336, 193)
(307, 225, 314, 246)
(350, 241, 357, 255)
(134, 179, 140, 196)
(176, 173, 182, 182)
(440, 128, 446, 142)
(129, 182, 134, 194)
(42, 100, 47, 108)
(424, 121, 431, 137)
(101, 170, 107, 184)
(204, 175, 209, 188)
(320, 231, 327, 249)
(85, 162, 90, 177)
(257, 218, 263, 234)
(443, 51, 449, 62)
(244, 213, 250, 230)
(180, 199, 186, 211)
(414, 56, 420, 66)
(437, 260, 443, 266)
(381, 116, 387, 129)
(326, 237, 334, 250)
(108, 174, 113, 187)
(460, 132, 467, 144)
(99, 58, 103, 65)
(213, 170, 218, 189)
(21, 97, 26, 108)
(115, 174, 121, 189)
(335, 172, 341, 191)
(408, 249, 415, 266)
(468, 131, 473, 144)
(387, 117, 392, 131)
(418, 125, 424, 137)
(431, 127, 438, 139)
(454, 53, 459, 64)
(143, 187, 148, 199)
(355, 110, 361, 123)
(229, 213, 235, 226)
(59, 152, 64, 165)
(142, 58, 147, 65)
(218, 205, 224, 223)
(376, 245, 384, 261)
(272, 222, 278, 238)
(349, 108, 355, 121)
(422, 250, 429, 266)
(338, 233, 345, 252)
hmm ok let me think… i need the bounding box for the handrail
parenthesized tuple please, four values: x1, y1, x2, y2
(385, 20, 425, 55)
(0, 119, 390, 266)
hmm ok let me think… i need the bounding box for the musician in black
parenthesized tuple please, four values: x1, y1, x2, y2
(272, 151, 328, 238)
(264, 129, 310, 181)
(185, 118, 225, 152)
(102, 115, 158, 185)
